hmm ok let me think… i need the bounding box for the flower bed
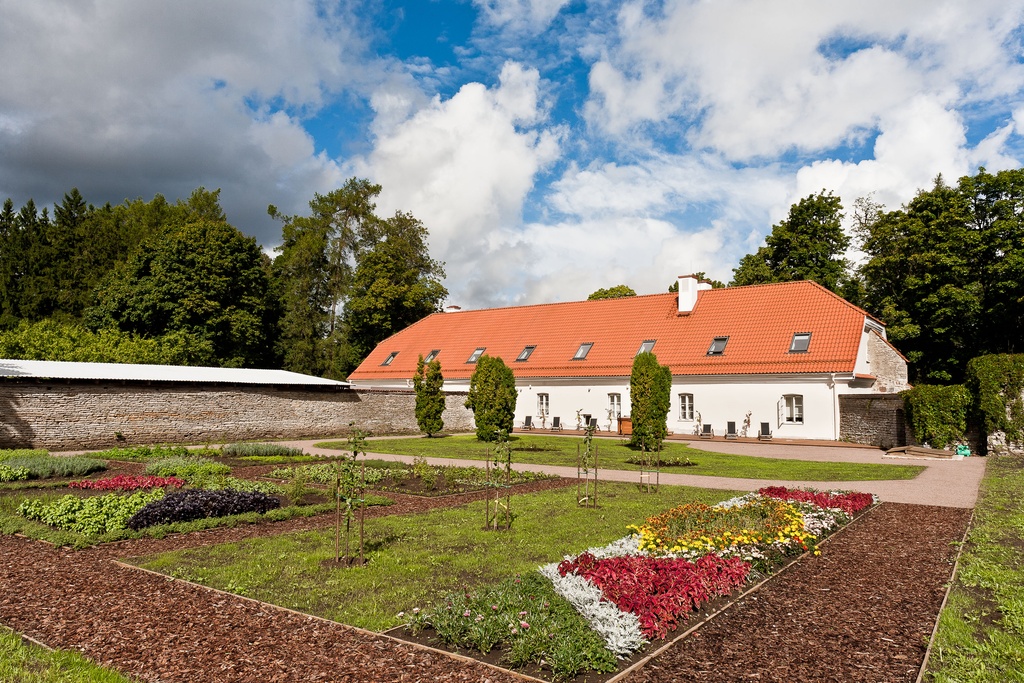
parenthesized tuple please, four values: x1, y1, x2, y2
(18, 489, 166, 535)
(555, 552, 749, 639)
(69, 475, 185, 491)
(403, 487, 877, 680)
(125, 489, 280, 530)
(757, 486, 875, 515)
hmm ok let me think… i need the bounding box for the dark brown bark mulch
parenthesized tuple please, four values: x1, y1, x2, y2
(0, 494, 969, 683)
(625, 503, 971, 683)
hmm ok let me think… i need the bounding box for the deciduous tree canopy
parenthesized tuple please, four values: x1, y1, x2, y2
(731, 191, 849, 292)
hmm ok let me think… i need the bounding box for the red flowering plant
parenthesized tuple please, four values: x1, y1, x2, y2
(557, 551, 749, 639)
(757, 486, 875, 515)
(69, 474, 185, 491)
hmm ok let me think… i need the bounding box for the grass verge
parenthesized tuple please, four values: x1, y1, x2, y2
(131, 482, 742, 632)
(316, 434, 924, 481)
(0, 626, 135, 682)
(927, 453, 1024, 682)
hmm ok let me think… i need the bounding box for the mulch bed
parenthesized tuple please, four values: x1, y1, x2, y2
(0, 494, 970, 683)
(624, 503, 971, 683)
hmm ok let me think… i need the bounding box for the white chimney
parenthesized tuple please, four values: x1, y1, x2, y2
(677, 274, 711, 314)
(444, 305, 462, 313)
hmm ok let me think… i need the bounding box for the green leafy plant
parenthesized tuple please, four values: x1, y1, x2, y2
(902, 384, 971, 448)
(18, 489, 165, 535)
(0, 449, 48, 461)
(144, 456, 230, 481)
(220, 442, 305, 459)
(94, 445, 219, 461)
(0, 465, 31, 482)
(408, 572, 617, 680)
(1, 455, 106, 480)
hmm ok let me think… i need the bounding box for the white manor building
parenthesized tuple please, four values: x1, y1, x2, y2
(347, 275, 910, 441)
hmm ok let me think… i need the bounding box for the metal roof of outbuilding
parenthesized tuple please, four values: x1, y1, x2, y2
(0, 359, 347, 386)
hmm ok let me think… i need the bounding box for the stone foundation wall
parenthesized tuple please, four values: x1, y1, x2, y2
(839, 394, 910, 450)
(0, 382, 474, 450)
(987, 431, 1024, 456)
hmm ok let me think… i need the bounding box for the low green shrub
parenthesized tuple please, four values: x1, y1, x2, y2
(191, 474, 283, 495)
(410, 572, 616, 680)
(95, 445, 219, 461)
(220, 443, 305, 458)
(18, 489, 165, 535)
(0, 465, 31, 482)
(144, 457, 230, 481)
(1, 455, 107, 480)
(267, 463, 384, 486)
(126, 490, 281, 530)
(0, 449, 48, 461)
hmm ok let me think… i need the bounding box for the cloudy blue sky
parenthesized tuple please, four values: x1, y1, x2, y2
(3, 0, 1024, 308)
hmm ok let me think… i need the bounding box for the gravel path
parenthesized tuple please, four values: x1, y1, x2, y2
(276, 438, 986, 508)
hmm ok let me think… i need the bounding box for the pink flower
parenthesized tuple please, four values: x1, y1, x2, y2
(491, 605, 499, 611)
(463, 610, 471, 617)
(520, 621, 530, 630)
(518, 611, 528, 617)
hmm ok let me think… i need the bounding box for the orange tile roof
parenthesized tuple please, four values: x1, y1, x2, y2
(347, 281, 881, 382)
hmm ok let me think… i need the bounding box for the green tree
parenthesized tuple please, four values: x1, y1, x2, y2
(588, 284, 636, 300)
(629, 351, 672, 451)
(341, 211, 447, 374)
(87, 219, 276, 368)
(857, 176, 983, 383)
(413, 355, 445, 436)
(0, 318, 214, 365)
(465, 355, 517, 441)
(271, 178, 382, 377)
(731, 191, 850, 292)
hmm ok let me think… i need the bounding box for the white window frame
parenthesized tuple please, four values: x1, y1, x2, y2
(679, 393, 694, 421)
(608, 393, 622, 417)
(783, 394, 803, 424)
(537, 393, 550, 416)
(466, 347, 485, 363)
(381, 352, 398, 366)
(424, 349, 440, 362)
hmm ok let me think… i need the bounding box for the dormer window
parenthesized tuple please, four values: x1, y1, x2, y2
(636, 340, 656, 355)
(573, 343, 593, 360)
(381, 352, 399, 366)
(424, 349, 440, 362)
(707, 337, 728, 356)
(789, 333, 811, 353)
(466, 347, 485, 363)
(516, 345, 536, 362)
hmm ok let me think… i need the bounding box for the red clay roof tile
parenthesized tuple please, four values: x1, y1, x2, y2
(348, 281, 880, 382)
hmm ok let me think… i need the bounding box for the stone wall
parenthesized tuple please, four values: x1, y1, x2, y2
(866, 332, 910, 394)
(839, 394, 910, 449)
(0, 381, 474, 450)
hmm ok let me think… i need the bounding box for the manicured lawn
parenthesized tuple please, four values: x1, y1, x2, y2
(132, 482, 742, 632)
(316, 434, 924, 481)
(0, 626, 134, 682)
(928, 453, 1024, 682)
